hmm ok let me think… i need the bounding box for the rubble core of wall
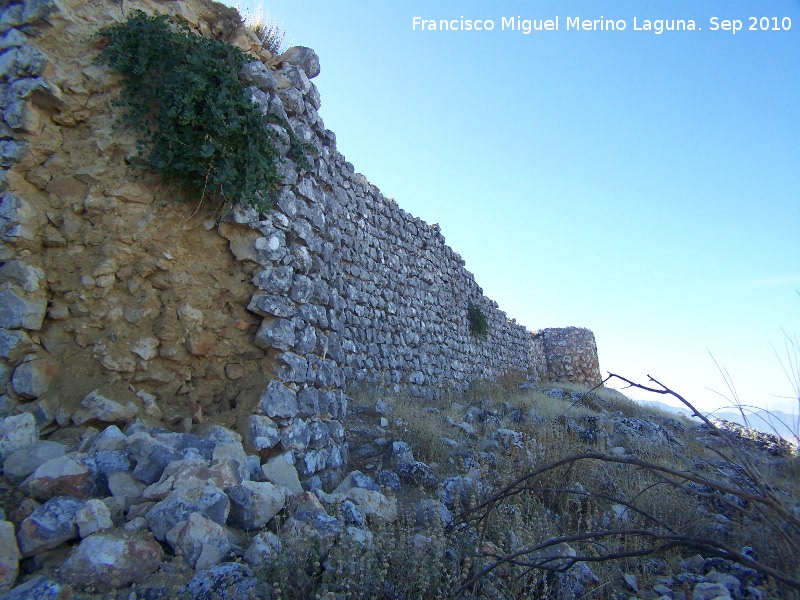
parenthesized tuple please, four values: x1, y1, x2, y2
(0, 0, 601, 488)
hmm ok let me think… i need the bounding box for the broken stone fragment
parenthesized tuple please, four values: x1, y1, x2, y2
(107, 471, 146, 511)
(181, 561, 261, 599)
(245, 414, 280, 452)
(20, 453, 93, 500)
(0, 282, 46, 330)
(146, 483, 230, 541)
(72, 389, 137, 425)
(0, 576, 66, 599)
(142, 458, 242, 501)
(280, 46, 321, 79)
(280, 509, 342, 558)
(165, 512, 229, 570)
(254, 316, 295, 350)
(226, 480, 286, 530)
(345, 487, 397, 525)
(257, 380, 298, 419)
(0, 520, 20, 594)
(10, 357, 58, 399)
(261, 454, 303, 495)
(16, 495, 84, 557)
(0, 327, 32, 359)
(0, 260, 45, 292)
(239, 60, 277, 92)
(243, 530, 281, 568)
(60, 531, 163, 592)
(0, 412, 38, 462)
(333, 470, 380, 494)
(74, 498, 113, 537)
(2, 440, 65, 483)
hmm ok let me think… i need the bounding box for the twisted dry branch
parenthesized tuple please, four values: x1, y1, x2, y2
(449, 374, 800, 596)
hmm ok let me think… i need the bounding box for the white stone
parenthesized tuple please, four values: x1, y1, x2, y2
(243, 530, 282, 568)
(693, 582, 733, 600)
(75, 498, 113, 537)
(165, 512, 229, 570)
(346, 488, 397, 525)
(0, 412, 38, 461)
(131, 337, 159, 360)
(72, 389, 137, 425)
(261, 454, 303, 495)
(0, 520, 21, 594)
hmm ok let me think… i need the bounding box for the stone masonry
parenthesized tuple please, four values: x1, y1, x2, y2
(0, 0, 601, 483)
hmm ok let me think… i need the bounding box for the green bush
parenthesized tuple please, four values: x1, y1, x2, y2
(97, 11, 283, 211)
(468, 301, 489, 338)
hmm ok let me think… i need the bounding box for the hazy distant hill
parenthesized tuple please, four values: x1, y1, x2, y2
(635, 399, 799, 441)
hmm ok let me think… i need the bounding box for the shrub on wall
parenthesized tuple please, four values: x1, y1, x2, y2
(97, 11, 282, 211)
(468, 302, 489, 338)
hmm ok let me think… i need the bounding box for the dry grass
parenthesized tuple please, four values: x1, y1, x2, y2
(246, 378, 800, 599)
(238, 3, 290, 55)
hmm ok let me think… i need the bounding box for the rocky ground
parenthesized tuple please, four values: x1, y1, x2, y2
(0, 381, 797, 599)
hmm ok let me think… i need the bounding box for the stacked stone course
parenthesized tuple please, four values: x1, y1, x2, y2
(0, 0, 601, 485)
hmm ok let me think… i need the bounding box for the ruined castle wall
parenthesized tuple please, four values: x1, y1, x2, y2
(0, 0, 600, 481)
(537, 327, 602, 386)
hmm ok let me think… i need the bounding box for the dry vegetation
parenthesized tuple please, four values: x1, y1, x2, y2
(242, 375, 799, 599)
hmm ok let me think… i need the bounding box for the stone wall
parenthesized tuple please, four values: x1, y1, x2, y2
(536, 327, 602, 386)
(0, 0, 600, 482)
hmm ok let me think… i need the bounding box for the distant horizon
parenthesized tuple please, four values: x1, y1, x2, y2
(227, 0, 800, 414)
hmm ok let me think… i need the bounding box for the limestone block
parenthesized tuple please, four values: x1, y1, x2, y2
(0, 520, 20, 594)
(257, 380, 298, 419)
(181, 562, 260, 599)
(2, 440, 65, 482)
(296, 387, 318, 418)
(146, 483, 230, 541)
(279, 418, 309, 452)
(10, 358, 58, 398)
(75, 498, 112, 537)
(307, 420, 329, 450)
(245, 415, 280, 451)
(275, 351, 307, 383)
(280, 46, 321, 79)
(253, 317, 295, 350)
(60, 532, 163, 592)
(88, 425, 127, 453)
(20, 453, 92, 500)
(278, 86, 304, 115)
(239, 60, 277, 92)
(72, 389, 137, 425)
(278, 64, 310, 95)
(226, 480, 286, 530)
(261, 455, 303, 495)
(0, 412, 37, 461)
(252, 265, 293, 293)
(248, 292, 295, 318)
(0, 283, 46, 330)
(218, 221, 260, 263)
(165, 512, 229, 570)
(244, 530, 281, 568)
(16, 495, 84, 557)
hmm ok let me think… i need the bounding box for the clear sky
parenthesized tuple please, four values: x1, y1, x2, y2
(226, 0, 800, 415)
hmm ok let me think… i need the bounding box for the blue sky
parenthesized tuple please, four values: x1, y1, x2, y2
(227, 0, 800, 415)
